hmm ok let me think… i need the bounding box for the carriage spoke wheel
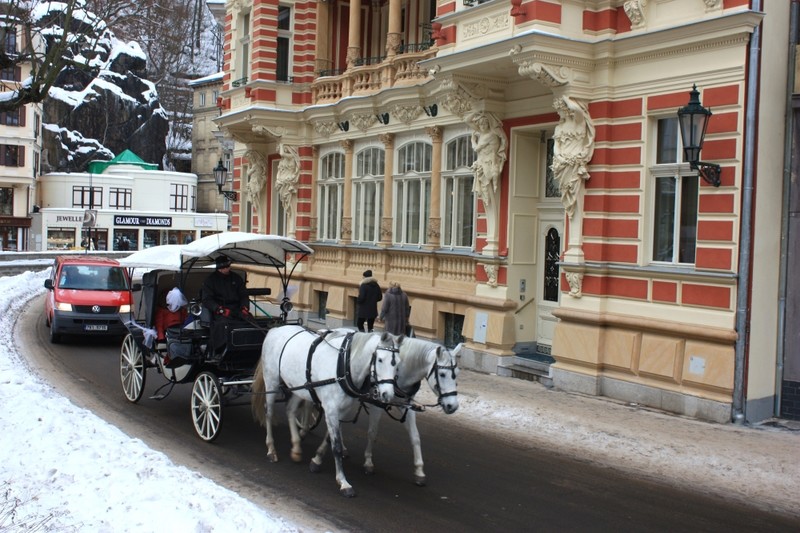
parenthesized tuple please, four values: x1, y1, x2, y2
(120, 333, 146, 403)
(191, 371, 223, 442)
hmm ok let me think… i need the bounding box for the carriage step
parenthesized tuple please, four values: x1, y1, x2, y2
(497, 362, 553, 388)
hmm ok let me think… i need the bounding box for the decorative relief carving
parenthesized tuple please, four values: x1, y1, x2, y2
(378, 133, 395, 148)
(252, 124, 286, 139)
(350, 113, 377, 132)
(276, 144, 300, 235)
(386, 32, 402, 55)
(482, 264, 498, 288)
(340, 139, 354, 151)
(427, 218, 441, 240)
(341, 217, 352, 240)
(467, 111, 507, 209)
(514, 60, 570, 88)
(426, 125, 443, 143)
(623, 0, 646, 28)
(313, 121, 338, 138)
(244, 149, 267, 232)
(565, 270, 583, 298)
(391, 105, 423, 125)
(380, 218, 392, 240)
(462, 13, 510, 40)
(703, 0, 721, 9)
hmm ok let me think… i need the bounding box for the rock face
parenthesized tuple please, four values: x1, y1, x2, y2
(42, 23, 168, 172)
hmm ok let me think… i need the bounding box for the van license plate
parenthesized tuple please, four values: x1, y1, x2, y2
(85, 325, 108, 332)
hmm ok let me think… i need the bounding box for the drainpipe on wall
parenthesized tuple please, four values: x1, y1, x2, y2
(732, 0, 763, 424)
(776, 0, 800, 417)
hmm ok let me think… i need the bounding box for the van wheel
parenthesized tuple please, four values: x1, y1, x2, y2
(49, 317, 61, 344)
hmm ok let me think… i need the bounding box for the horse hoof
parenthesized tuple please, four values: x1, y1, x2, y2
(414, 476, 427, 487)
(267, 454, 279, 463)
(364, 466, 375, 476)
(340, 487, 356, 498)
(291, 451, 303, 463)
(309, 461, 321, 473)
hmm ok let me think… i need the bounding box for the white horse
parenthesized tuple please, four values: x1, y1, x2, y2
(363, 336, 460, 486)
(251, 325, 399, 497)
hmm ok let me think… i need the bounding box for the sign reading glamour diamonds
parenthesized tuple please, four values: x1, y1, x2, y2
(114, 215, 173, 227)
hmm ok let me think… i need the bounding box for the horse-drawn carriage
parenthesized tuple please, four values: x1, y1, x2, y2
(117, 232, 317, 442)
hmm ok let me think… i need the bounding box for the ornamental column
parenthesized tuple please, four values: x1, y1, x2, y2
(341, 139, 354, 243)
(315, 0, 331, 73)
(379, 133, 394, 247)
(346, 0, 362, 69)
(386, 0, 402, 57)
(426, 126, 443, 249)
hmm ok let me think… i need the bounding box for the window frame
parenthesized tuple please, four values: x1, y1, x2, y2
(317, 151, 345, 241)
(442, 135, 476, 250)
(649, 116, 699, 266)
(108, 187, 132, 210)
(353, 146, 384, 244)
(394, 141, 432, 246)
(169, 183, 190, 212)
(276, 5, 292, 82)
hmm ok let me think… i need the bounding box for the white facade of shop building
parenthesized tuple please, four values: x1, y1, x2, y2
(29, 156, 228, 251)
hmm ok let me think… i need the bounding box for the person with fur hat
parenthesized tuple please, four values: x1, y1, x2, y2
(202, 255, 250, 355)
(380, 281, 411, 336)
(356, 269, 382, 332)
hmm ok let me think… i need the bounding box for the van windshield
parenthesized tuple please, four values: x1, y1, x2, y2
(58, 265, 129, 291)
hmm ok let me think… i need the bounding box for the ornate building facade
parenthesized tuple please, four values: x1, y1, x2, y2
(213, 0, 795, 424)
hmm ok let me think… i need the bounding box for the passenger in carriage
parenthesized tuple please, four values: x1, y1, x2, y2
(154, 287, 188, 342)
(202, 255, 251, 355)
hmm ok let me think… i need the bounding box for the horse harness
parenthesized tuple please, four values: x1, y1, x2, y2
(276, 329, 400, 409)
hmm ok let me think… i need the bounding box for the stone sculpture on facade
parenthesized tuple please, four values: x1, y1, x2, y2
(552, 95, 595, 220)
(244, 149, 267, 232)
(468, 110, 507, 255)
(276, 144, 300, 236)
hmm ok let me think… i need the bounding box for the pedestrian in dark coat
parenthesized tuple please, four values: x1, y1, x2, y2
(380, 281, 410, 336)
(356, 269, 382, 332)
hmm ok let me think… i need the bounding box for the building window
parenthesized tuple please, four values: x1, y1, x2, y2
(0, 66, 19, 81)
(394, 142, 432, 246)
(443, 136, 475, 249)
(191, 185, 197, 211)
(198, 92, 206, 107)
(239, 13, 250, 81)
(3, 26, 16, 54)
(277, 5, 292, 82)
(72, 186, 102, 208)
(317, 291, 328, 320)
(544, 228, 560, 301)
(651, 117, 698, 264)
(545, 137, 559, 198)
(1, 107, 21, 126)
(0, 144, 23, 167)
(170, 183, 189, 212)
(108, 187, 132, 210)
(353, 147, 384, 243)
(317, 152, 345, 241)
(0, 187, 12, 215)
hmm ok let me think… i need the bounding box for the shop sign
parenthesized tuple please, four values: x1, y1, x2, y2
(55, 215, 84, 224)
(0, 216, 32, 227)
(114, 215, 173, 227)
(194, 217, 215, 228)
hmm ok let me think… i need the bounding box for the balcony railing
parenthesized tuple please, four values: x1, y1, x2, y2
(354, 55, 386, 67)
(398, 41, 434, 54)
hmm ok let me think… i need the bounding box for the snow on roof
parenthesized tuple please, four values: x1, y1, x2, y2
(188, 72, 224, 87)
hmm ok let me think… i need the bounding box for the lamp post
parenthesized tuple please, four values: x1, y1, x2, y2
(677, 84, 722, 187)
(213, 158, 238, 201)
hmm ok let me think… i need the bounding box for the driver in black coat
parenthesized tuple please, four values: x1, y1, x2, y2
(202, 255, 250, 355)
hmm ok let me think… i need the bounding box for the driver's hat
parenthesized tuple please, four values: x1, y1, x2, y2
(215, 255, 232, 269)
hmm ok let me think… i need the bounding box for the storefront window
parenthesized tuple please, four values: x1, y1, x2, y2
(47, 228, 76, 250)
(0, 187, 11, 215)
(143, 229, 160, 248)
(113, 229, 138, 250)
(80, 229, 108, 251)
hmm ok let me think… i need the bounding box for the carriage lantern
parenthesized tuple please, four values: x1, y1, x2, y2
(214, 159, 239, 201)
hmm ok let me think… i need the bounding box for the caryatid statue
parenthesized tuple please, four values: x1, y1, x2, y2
(275, 144, 300, 236)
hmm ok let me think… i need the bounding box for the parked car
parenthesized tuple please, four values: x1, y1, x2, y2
(43, 256, 137, 343)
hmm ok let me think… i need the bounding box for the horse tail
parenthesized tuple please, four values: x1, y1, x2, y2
(251, 358, 266, 426)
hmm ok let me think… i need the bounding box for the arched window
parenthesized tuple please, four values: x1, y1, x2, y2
(317, 152, 345, 241)
(353, 147, 384, 243)
(443, 135, 476, 249)
(394, 142, 432, 246)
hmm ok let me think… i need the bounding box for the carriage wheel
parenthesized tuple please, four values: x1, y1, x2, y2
(191, 371, 223, 442)
(120, 333, 146, 403)
(296, 402, 323, 438)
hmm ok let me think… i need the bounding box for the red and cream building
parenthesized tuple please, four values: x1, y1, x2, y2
(213, 0, 797, 424)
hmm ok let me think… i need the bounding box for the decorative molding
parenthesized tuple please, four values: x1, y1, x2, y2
(391, 104, 423, 125)
(340, 139, 354, 151)
(565, 270, 584, 298)
(482, 264, 498, 288)
(462, 13, 510, 41)
(703, 0, 721, 9)
(350, 112, 377, 132)
(623, 0, 647, 29)
(513, 59, 570, 87)
(313, 121, 338, 138)
(252, 124, 286, 139)
(426, 125, 443, 143)
(378, 133, 395, 148)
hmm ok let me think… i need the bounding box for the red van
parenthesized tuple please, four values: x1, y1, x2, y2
(43, 256, 135, 343)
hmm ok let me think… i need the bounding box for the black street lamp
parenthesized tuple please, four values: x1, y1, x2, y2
(677, 84, 721, 187)
(213, 158, 238, 201)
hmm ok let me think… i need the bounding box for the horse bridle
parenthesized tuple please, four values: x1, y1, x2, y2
(427, 351, 458, 401)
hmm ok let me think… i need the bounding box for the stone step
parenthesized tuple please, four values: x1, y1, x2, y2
(497, 357, 553, 388)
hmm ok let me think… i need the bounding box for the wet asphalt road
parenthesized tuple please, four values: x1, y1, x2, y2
(18, 296, 800, 532)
